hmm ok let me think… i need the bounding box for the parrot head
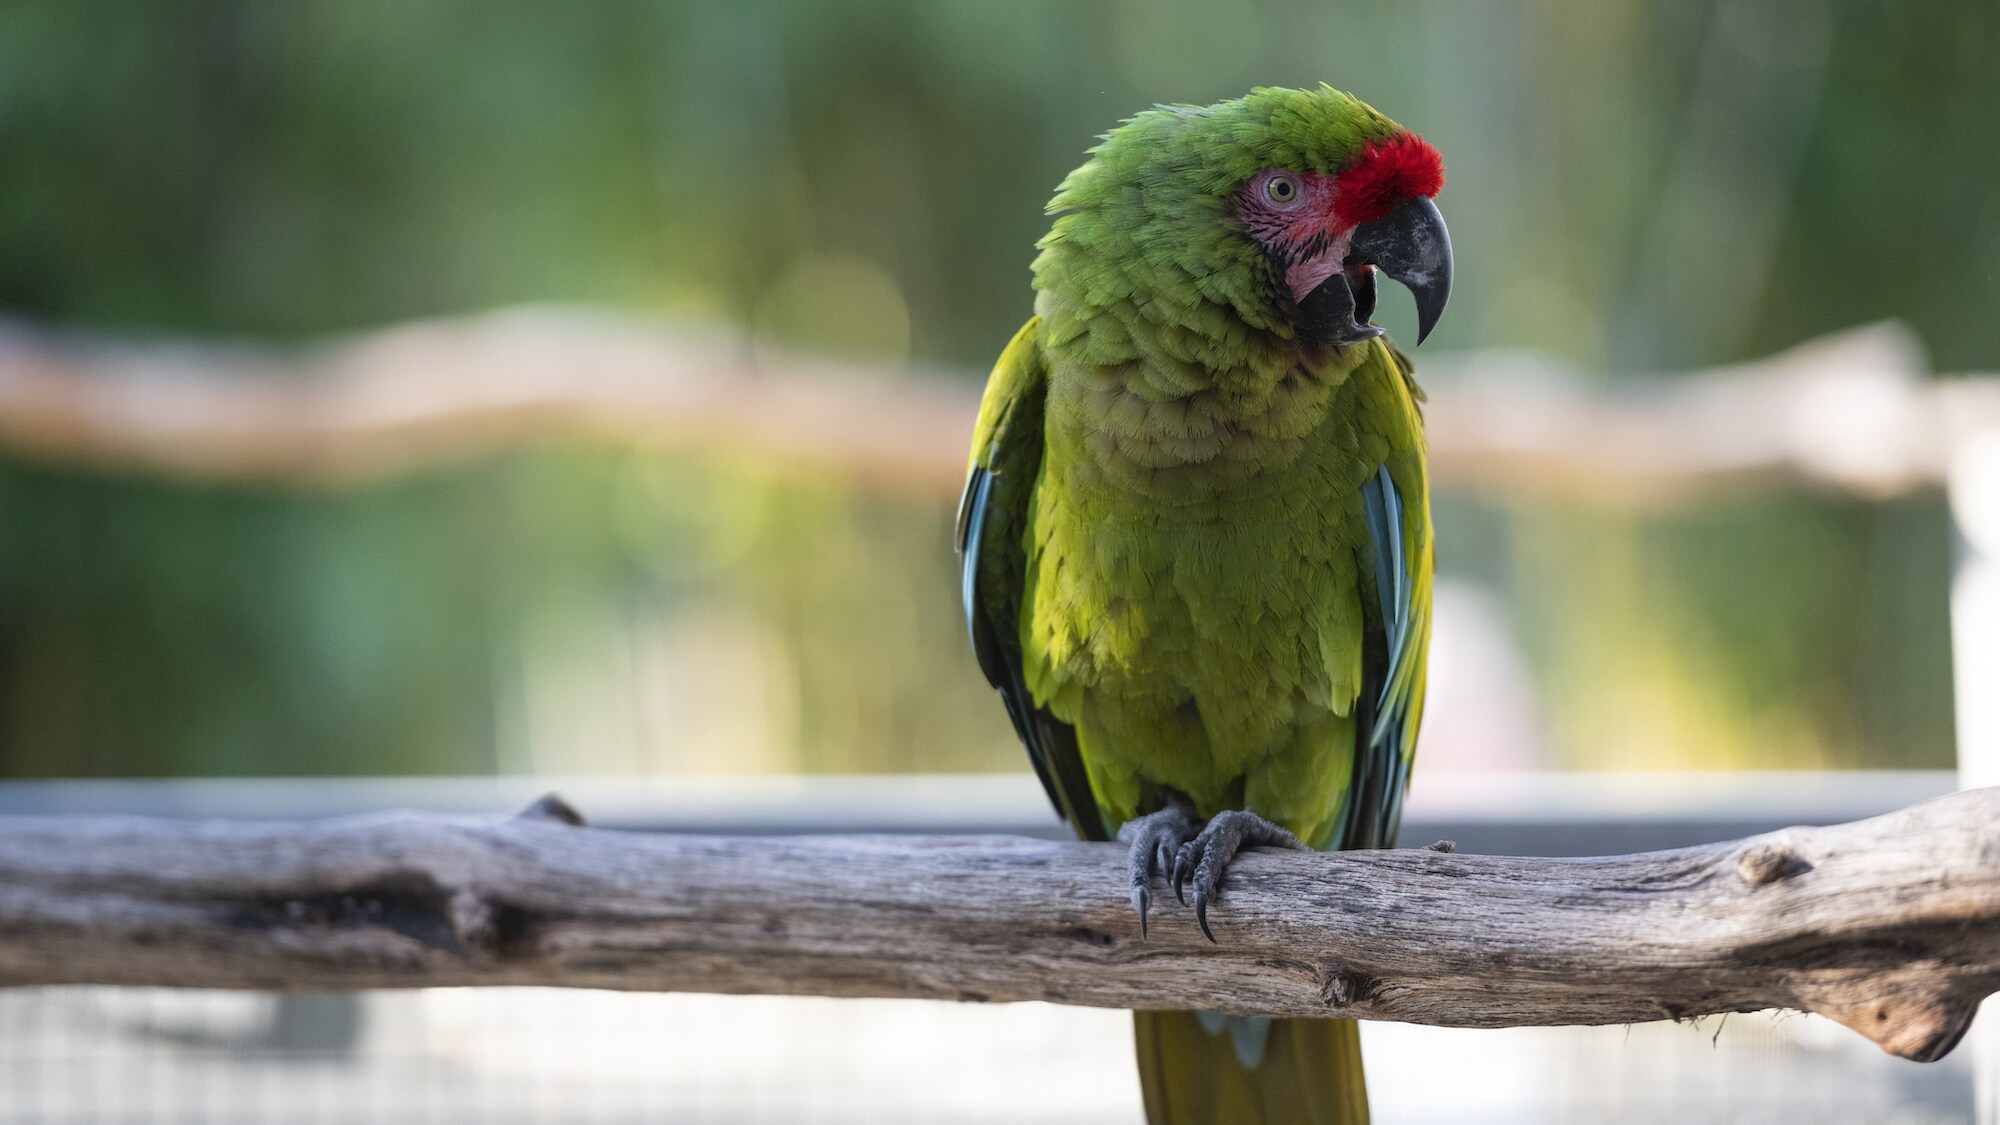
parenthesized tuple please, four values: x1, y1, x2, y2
(1039, 86, 1452, 351)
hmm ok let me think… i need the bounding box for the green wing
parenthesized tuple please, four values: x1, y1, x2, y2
(1340, 344, 1434, 850)
(955, 318, 1109, 840)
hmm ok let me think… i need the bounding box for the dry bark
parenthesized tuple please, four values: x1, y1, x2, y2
(0, 788, 1994, 1062)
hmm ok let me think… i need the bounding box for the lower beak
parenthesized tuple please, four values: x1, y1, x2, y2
(1297, 263, 1383, 348)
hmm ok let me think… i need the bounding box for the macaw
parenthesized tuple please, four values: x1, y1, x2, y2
(956, 87, 1449, 1124)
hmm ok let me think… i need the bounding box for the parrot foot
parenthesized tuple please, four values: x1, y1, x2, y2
(1116, 799, 1199, 940)
(1171, 811, 1308, 943)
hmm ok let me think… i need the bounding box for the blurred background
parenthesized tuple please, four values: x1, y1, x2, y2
(0, 0, 1994, 1121)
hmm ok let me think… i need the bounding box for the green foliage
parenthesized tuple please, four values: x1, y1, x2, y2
(0, 0, 1985, 775)
(0, 461, 510, 775)
(1503, 494, 1955, 770)
(0, 449, 1017, 777)
(8, 1, 1989, 369)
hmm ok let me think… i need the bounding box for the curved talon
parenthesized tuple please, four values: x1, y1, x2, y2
(1117, 802, 1198, 940)
(1170, 809, 1310, 943)
(1119, 806, 1305, 941)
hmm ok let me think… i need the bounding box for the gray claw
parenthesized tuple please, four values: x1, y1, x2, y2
(1171, 809, 1310, 944)
(1117, 801, 1198, 941)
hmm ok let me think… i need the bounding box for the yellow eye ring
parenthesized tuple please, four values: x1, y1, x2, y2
(1264, 174, 1301, 205)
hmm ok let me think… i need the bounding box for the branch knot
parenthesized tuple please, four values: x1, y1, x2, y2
(1318, 960, 1378, 1009)
(448, 887, 498, 953)
(1736, 839, 1812, 886)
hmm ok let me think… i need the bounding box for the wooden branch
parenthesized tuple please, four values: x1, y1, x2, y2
(0, 309, 1992, 503)
(1422, 323, 2000, 504)
(0, 788, 1994, 1063)
(0, 310, 977, 497)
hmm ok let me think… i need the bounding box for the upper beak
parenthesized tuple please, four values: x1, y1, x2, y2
(1346, 195, 1453, 345)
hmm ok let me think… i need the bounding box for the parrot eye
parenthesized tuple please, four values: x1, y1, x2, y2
(1263, 173, 1302, 207)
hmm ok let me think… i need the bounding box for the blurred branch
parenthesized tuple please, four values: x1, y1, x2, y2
(0, 789, 1995, 1062)
(0, 308, 1993, 502)
(1421, 322, 2000, 505)
(0, 309, 975, 496)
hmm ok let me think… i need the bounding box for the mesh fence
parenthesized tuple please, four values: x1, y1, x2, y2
(0, 988, 1971, 1124)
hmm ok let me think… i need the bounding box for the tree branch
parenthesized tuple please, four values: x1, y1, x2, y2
(0, 788, 1994, 1062)
(0, 309, 1992, 503)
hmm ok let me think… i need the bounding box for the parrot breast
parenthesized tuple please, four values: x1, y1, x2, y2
(1019, 332, 1416, 845)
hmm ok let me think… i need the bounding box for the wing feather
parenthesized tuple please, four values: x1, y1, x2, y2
(957, 318, 1109, 840)
(1341, 347, 1433, 851)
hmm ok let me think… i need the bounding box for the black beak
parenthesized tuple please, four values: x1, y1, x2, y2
(1296, 264, 1382, 349)
(1346, 195, 1453, 345)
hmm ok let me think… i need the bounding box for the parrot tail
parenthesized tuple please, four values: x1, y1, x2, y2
(1134, 1011, 1369, 1124)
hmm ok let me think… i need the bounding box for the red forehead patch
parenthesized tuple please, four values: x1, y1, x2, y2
(1332, 132, 1444, 228)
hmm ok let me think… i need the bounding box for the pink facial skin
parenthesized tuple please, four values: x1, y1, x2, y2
(1236, 169, 1355, 306)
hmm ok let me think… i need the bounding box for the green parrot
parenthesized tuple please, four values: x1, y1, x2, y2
(956, 87, 1449, 1124)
